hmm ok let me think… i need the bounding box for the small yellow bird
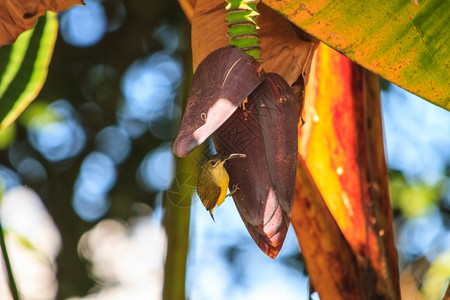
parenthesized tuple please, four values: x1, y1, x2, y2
(197, 153, 246, 220)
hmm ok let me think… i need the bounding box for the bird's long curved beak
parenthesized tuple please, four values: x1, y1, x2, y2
(222, 153, 246, 162)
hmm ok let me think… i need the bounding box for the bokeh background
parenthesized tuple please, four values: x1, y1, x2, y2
(0, 0, 449, 299)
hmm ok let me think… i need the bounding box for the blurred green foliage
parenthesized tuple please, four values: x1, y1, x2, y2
(389, 170, 444, 218)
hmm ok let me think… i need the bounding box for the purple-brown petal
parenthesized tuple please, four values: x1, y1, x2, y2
(213, 99, 272, 230)
(213, 73, 300, 258)
(252, 73, 300, 218)
(173, 47, 265, 157)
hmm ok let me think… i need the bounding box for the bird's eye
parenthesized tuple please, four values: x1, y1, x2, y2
(210, 161, 216, 166)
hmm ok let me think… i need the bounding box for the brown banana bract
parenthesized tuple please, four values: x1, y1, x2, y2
(213, 73, 299, 258)
(173, 46, 265, 157)
(254, 73, 299, 218)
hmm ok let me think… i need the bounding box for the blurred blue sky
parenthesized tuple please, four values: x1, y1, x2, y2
(382, 85, 450, 184)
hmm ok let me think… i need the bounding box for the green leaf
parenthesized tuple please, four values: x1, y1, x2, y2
(262, 0, 450, 110)
(0, 11, 58, 130)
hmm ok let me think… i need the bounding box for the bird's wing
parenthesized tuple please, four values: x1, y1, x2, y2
(203, 183, 221, 211)
(197, 169, 222, 211)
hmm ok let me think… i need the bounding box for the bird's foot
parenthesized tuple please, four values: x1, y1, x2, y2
(227, 183, 240, 197)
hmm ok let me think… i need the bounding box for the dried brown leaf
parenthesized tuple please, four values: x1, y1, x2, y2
(0, 0, 84, 47)
(191, 0, 317, 86)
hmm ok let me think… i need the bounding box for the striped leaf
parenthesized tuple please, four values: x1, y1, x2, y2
(0, 12, 58, 130)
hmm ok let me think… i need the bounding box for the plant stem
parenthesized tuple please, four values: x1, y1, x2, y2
(225, 0, 261, 61)
(0, 220, 20, 300)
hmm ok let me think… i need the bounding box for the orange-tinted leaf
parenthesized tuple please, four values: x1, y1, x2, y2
(299, 43, 399, 299)
(293, 156, 364, 299)
(0, 0, 84, 47)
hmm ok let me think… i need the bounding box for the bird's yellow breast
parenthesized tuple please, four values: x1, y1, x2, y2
(210, 163, 229, 207)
